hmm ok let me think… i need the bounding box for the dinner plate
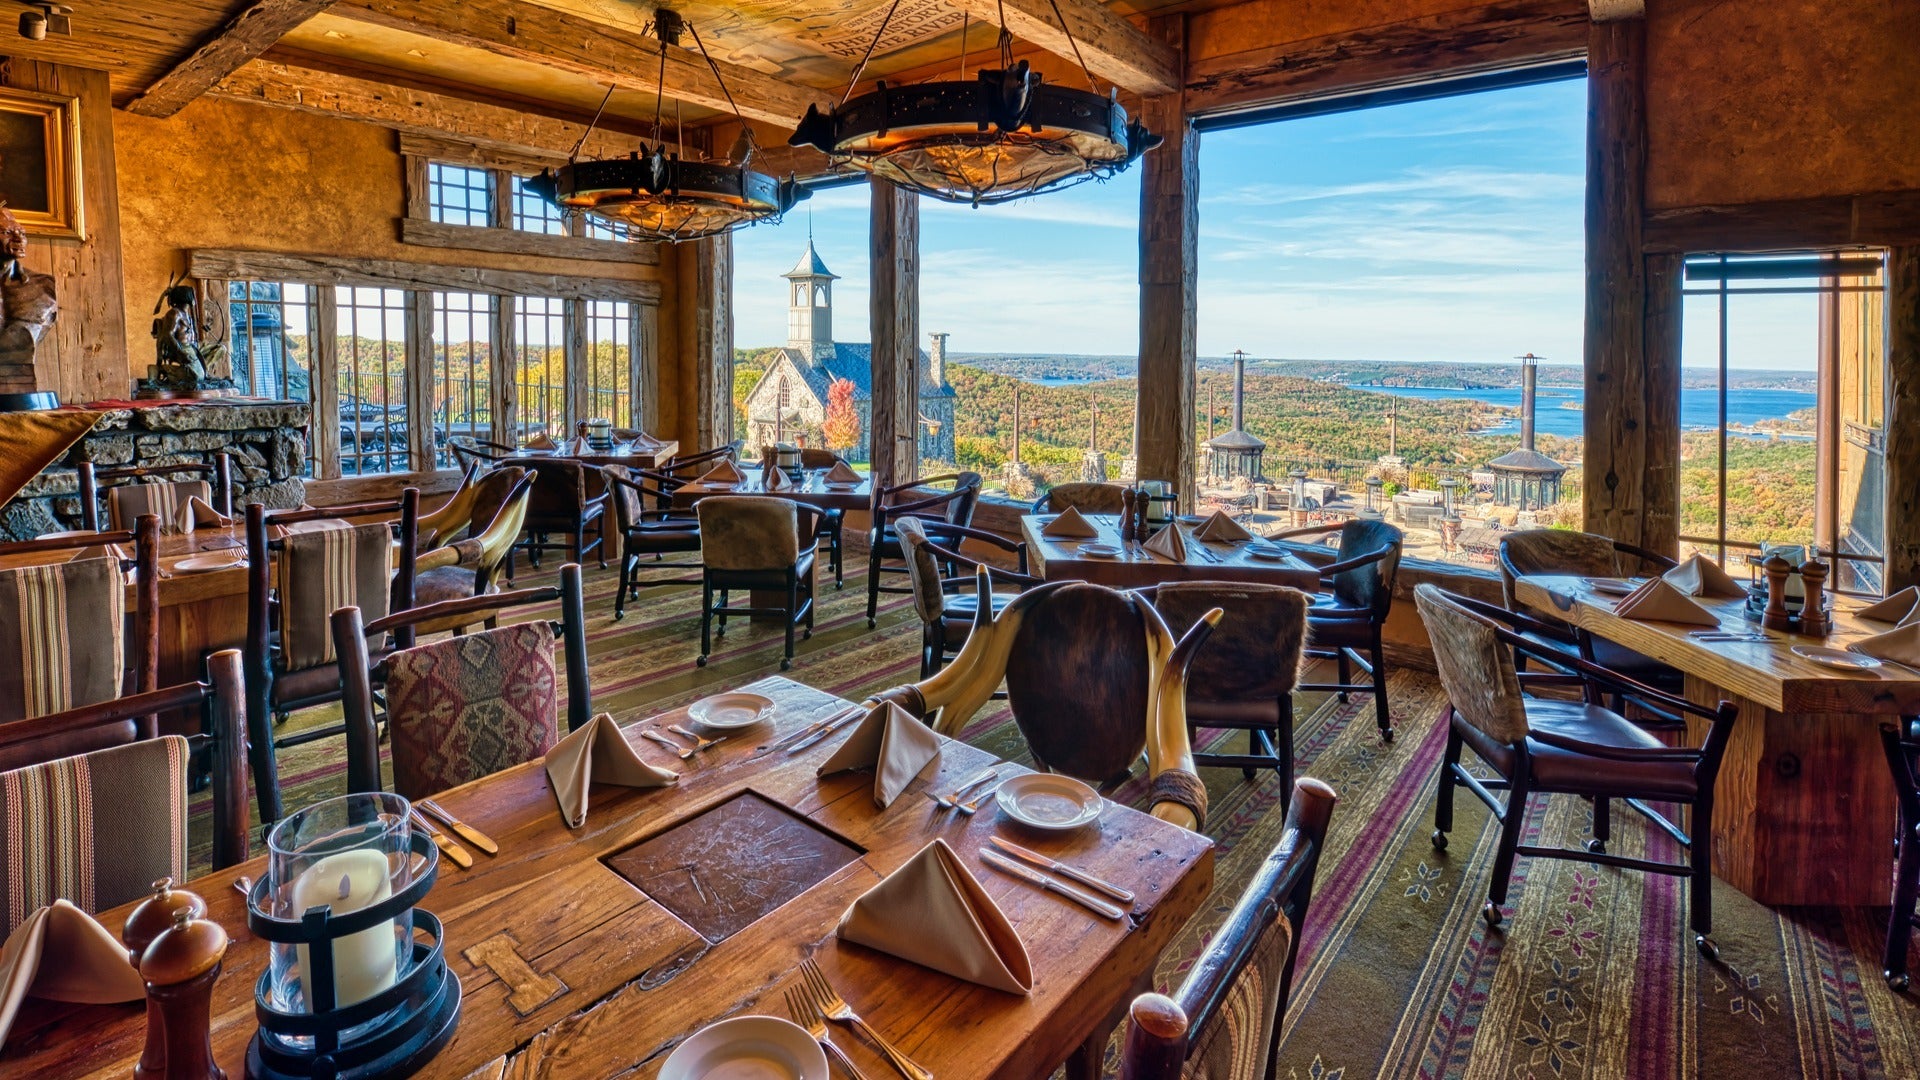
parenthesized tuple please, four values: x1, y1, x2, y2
(174, 554, 246, 573)
(1583, 577, 1644, 596)
(823, 481, 861, 489)
(658, 1016, 826, 1080)
(1794, 645, 1882, 670)
(1175, 514, 1208, 525)
(1245, 544, 1294, 562)
(997, 773, 1103, 832)
(688, 691, 775, 730)
(1078, 542, 1122, 559)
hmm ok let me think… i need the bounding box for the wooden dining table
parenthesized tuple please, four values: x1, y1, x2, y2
(669, 465, 874, 512)
(1513, 574, 1920, 906)
(4, 676, 1214, 1079)
(506, 436, 681, 471)
(1021, 514, 1322, 592)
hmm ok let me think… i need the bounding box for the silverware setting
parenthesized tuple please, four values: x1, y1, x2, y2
(420, 798, 499, 856)
(772, 704, 864, 751)
(786, 986, 876, 1080)
(979, 849, 1125, 920)
(798, 957, 933, 1080)
(955, 778, 1005, 816)
(988, 836, 1135, 905)
(788, 706, 867, 754)
(642, 729, 699, 760)
(669, 724, 725, 753)
(408, 807, 473, 869)
(932, 766, 999, 810)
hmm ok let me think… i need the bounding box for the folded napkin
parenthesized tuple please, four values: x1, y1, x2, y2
(838, 839, 1033, 995)
(824, 461, 861, 485)
(626, 430, 664, 448)
(524, 432, 558, 451)
(1142, 523, 1186, 562)
(1193, 510, 1252, 543)
(544, 713, 677, 827)
(1857, 586, 1920, 625)
(1661, 554, 1747, 599)
(1039, 506, 1098, 539)
(0, 900, 145, 1049)
(1611, 577, 1720, 627)
(764, 465, 791, 491)
(170, 495, 232, 537)
(696, 460, 744, 486)
(817, 701, 944, 808)
(1851, 622, 1920, 667)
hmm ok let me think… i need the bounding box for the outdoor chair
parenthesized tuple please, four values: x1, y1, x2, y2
(696, 496, 820, 671)
(517, 457, 609, 570)
(1271, 518, 1402, 740)
(0, 518, 160, 729)
(1881, 722, 1920, 989)
(78, 454, 233, 532)
(895, 515, 1038, 678)
(865, 471, 982, 626)
(607, 465, 704, 618)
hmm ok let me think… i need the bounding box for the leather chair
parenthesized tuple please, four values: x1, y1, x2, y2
(446, 436, 516, 471)
(1140, 582, 1311, 797)
(663, 444, 739, 483)
(865, 471, 982, 627)
(696, 496, 820, 671)
(410, 470, 536, 631)
(1111, 779, 1338, 1080)
(799, 447, 851, 586)
(1272, 519, 1402, 740)
(517, 458, 609, 570)
(895, 516, 1038, 677)
(78, 454, 233, 531)
(1032, 481, 1127, 516)
(1414, 584, 1738, 957)
(1880, 723, 1920, 989)
(0, 517, 160, 727)
(334, 565, 591, 801)
(606, 465, 704, 618)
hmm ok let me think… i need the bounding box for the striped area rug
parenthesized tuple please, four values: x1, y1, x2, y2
(187, 564, 1920, 1079)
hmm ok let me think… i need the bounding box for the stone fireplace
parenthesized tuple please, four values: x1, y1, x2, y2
(1, 400, 311, 540)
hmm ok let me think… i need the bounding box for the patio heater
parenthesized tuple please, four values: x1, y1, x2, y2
(1363, 476, 1384, 520)
(1439, 477, 1461, 554)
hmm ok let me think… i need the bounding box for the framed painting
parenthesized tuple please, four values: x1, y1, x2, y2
(0, 86, 82, 240)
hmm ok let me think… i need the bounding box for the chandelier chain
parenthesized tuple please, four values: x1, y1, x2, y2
(570, 84, 617, 162)
(1045, 0, 1101, 93)
(687, 21, 751, 134)
(957, 12, 969, 80)
(842, 0, 902, 105)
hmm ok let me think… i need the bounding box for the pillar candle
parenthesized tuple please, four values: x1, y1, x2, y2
(288, 849, 397, 1010)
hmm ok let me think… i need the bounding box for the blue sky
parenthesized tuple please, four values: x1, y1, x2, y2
(732, 78, 1815, 371)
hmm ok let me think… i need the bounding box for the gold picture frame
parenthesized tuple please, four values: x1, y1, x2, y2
(0, 86, 83, 241)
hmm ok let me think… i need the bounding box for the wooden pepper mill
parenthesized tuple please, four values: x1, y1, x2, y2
(139, 906, 230, 1080)
(1799, 558, 1832, 636)
(1761, 554, 1795, 632)
(1134, 485, 1152, 538)
(124, 877, 207, 1080)
(1120, 488, 1138, 542)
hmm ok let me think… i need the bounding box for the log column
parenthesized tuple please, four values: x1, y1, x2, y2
(1136, 14, 1197, 511)
(870, 179, 921, 492)
(693, 233, 734, 452)
(1887, 246, 1920, 591)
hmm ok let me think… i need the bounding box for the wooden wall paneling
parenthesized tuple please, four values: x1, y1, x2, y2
(693, 235, 734, 454)
(406, 289, 436, 471)
(1886, 246, 1920, 592)
(491, 294, 517, 448)
(312, 283, 342, 479)
(869, 180, 920, 493)
(490, 168, 513, 231)
(1136, 14, 1197, 512)
(186, 250, 661, 304)
(632, 304, 656, 433)
(1580, 15, 1651, 547)
(565, 298, 588, 429)
(403, 152, 430, 222)
(1640, 251, 1683, 557)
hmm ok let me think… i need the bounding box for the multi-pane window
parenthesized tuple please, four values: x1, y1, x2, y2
(583, 216, 630, 242)
(337, 287, 410, 475)
(432, 292, 496, 467)
(428, 163, 494, 227)
(585, 300, 634, 427)
(511, 175, 568, 236)
(515, 297, 568, 442)
(227, 281, 317, 476)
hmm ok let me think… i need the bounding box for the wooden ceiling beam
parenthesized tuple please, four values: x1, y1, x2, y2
(334, 0, 832, 129)
(125, 0, 342, 118)
(945, 0, 1178, 96)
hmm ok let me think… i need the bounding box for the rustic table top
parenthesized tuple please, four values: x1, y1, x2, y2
(1021, 514, 1322, 591)
(1513, 574, 1920, 715)
(3, 676, 1213, 1080)
(0, 525, 253, 606)
(508, 438, 680, 468)
(671, 467, 874, 511)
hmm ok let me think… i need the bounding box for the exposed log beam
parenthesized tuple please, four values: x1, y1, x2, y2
(335, 0, 831, 129)
(1135, 15, 1195, 509)
(691, 236, 734, 452)
(870, 180, 921, 493)
(1644, 190, 1920, 253)
(946, 0, 1177, 96)
(125, 0, 340, 118)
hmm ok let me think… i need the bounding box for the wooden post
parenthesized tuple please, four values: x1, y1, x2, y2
(565, 298, 589, 428)
(1886, 246, 1920, 591)
(870, 179, 921, 492)
(312, 285, 342, 479)
(693, 234, 734, 452)
(406, 291, 437, 471)
(635, 302, 660, 434)
(1136, 14, 1196, 512)
(491, 294, 518, 447)
(1580, 14, 1656, 549)
(1640, 251, 1683, 556)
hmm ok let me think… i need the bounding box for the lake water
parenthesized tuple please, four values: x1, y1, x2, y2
(1355, 384, 1817, 438)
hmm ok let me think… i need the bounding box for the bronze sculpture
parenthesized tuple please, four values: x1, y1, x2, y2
(140, 277, 231, 397)
(0, 203, 59, 380)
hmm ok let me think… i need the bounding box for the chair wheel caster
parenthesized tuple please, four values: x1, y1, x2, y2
(612, 612, 625, 622)
(1432, 831, 1449, 851)
(1587, 839, 1607, 854)
(1887, 970, 1911, 991)
(835, 582, 845, 590)
(1482, 902, 1502, 928)
(867, 618, 877, 629)
(803, 629, 812, 640)
(696, 656, 708, 668)
(1696, 935, 1718, 960)
(1381, 729, 1394, 744)
(780, 659, 792, 671)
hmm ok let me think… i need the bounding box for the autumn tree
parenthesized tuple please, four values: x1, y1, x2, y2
(823, 377, 861, 454)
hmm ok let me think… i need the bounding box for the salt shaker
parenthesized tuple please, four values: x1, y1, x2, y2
(124, 877, 207, 1079)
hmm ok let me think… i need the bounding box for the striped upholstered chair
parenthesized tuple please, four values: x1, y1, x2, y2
(78, 454, 233, 532)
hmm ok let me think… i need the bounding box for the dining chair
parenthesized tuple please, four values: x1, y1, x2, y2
(1111, 778, 1338, 1080)
(870, 568, 1221, 829)
(696, 496, 820, 671)
(78, 453, 233, 532)
(1031, 481, 1127, 516)
(606, 466, 704, 619)
(1413, 584, 1738, 957)
(334, 565, 591, 801)
(1139, 581, 1311, 797)
(410, 470, 536, 632)
(798, 447, 850, 587)
(1269, 518, 1402, 740)
(1880, 722, 1920, 989)
(0, 648, 249, 933)
(517, 457, 609, 570)
(1498, 528, 1686, 729)
(243, 492, 419, 824)
(865, 471, 982, 627)
(414, 461, 487, 551)
(0, 516, 160, 729)
(662, 444, 739, 482)
(447, 435, 516, 471)
(895, 515, 1038, 677)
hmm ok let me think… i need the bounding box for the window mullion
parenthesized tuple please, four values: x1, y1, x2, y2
(565, 299, 588, 431)
(406, 291, 437, 472)
(314, 286, 341, 480)
(492, 295, 517, 447)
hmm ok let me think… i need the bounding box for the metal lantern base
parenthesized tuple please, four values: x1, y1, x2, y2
(245, 931, 461, 1080)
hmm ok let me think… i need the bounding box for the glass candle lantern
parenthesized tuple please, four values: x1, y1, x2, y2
(584, 417, 615, 450)
(1138, 480, 1173, 526)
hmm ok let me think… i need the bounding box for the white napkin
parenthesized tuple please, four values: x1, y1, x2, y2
(170, 495, 231, 537)
(838, 839, 1033, 995)
(1611, 577, 1720, 626)
(524, 432, 558, 451)
(764, 465, 791, 491)
(817, 702, 944, 808)
(0, 900, 145, 1050)
(1857, 586, 1920, 625)
(1039, 506, 1098, 539)
(1142, 523, 1186, 562)
(1661, 554, 1747, 599)
(544, 713, 677, 827)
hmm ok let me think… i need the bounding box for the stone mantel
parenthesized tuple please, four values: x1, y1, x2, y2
(2, 400, 311, 539)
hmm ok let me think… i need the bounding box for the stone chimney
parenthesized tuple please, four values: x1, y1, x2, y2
(926, 331, 948, 389)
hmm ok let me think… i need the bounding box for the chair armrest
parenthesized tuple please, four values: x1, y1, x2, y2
(1316, 545, 1393, 578)
(1527, 728, 1705, 762)
(1268, 524, 1340, 542)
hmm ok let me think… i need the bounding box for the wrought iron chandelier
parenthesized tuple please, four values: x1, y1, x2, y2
(788, 0, 1161, 206)
(524, 10, 807, 243)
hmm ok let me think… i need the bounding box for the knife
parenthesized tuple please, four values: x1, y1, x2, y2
(772, 704, 864, 751)
(980, 850, 1124, 920)
(787, 705, 867, 753)
(409, 808, 473, 870)
(419, 799, 498, 856)
(989, 836, 1136, 905)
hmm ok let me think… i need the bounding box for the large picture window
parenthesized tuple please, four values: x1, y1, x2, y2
(337, 286, 410, 476)
(427, 163, 493, 228)
(432, 292, 496, 467)
(227, 281, 317, 475)
(585, 300, 634, 427)
(515, 297, 568, 440)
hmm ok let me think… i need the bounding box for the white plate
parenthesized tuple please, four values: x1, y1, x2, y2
(823, 481, 861, 489)
(174, 554, 246, 573)
(1175, 514, 1208, 525)
(689, 692, 776, 730)
(1078, 543, 1122, 559)
(997, 773, 1103, 832)
(658, 1016, 826, 1080)
(1584, 577, 1644, 596)
(1245, 545, 1294, 562)
(1794, 645, 1882, 670)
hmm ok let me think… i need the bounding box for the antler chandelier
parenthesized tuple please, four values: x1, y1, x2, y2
(788, 0, 1160, 206)
(525, 10, 807, 242)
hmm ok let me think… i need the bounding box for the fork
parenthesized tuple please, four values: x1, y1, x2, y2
(668, 724, 724, 753)
(787, 986, 875, 1080)
(956, 778, 1007, 816)
(932, 766, 999, 809)
(800, 958, 933, 1080)
(640, 730, 698, 759)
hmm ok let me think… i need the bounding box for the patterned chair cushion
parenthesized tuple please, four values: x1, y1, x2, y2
(383, 621, 560, 800)
(278, 520, 393, 671)
(0, 557, 126, 723)
(1177, 916, 1294, 1080)
(0, 735, 188, 934)
(107, 479, 212, 533)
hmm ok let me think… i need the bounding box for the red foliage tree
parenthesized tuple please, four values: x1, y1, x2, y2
(822, 376, 861, 454)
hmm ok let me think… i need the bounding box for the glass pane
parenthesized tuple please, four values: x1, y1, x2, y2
(515, 297, 567, 442)
(337, 286, 410, 475)
(512, 176, 569, 236)
(584, 300, 633, 427)
(432, 292, 495, 468)
(227, 281, 316, 476)
(428, 163, 493, 227)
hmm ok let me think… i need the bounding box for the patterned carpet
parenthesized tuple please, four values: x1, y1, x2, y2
(185, 563, 1920, 1079)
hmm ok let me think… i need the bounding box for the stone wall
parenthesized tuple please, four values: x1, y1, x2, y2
(2, 401, 310, 540)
